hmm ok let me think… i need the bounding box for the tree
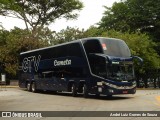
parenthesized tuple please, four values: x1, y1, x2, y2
(50, 27, 86, 45)
(0, 27, 52, 76)
(99, 0, 160, 42)
(84, 26, 104, 37)
(0, 0, 83, 30)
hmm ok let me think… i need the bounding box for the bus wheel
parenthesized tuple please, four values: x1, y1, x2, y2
(27, 83, 31, 92)
(83, 84, 88, 98)
(71, 84, 77, 97)
(31, 82, 37, 93)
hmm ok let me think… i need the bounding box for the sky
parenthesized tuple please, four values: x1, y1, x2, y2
(0, 0, 120, 32)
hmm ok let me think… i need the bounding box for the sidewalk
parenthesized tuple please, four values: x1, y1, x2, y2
(0, 85, 19, 88)
(137, 87, 160, 90)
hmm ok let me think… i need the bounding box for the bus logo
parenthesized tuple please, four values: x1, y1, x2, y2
(22, 55, 41, 72)
(54, 59, 71, 66)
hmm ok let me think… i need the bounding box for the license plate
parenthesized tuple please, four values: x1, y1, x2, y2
(123, 91, 128, 94)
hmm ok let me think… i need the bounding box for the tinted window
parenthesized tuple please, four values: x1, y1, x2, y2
(89, 55, 106, 78)
(100, 38, 131, 57)
(20, 42, 82, 60)
(83, 40, 103, 54)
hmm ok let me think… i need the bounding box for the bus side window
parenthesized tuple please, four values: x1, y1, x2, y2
(83, 40, 103, 54)
(89, 56, 106, 78)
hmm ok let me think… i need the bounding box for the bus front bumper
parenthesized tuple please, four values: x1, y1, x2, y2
(96, 82, 136, 95)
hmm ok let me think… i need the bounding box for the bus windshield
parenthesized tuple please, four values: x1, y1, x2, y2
(100, 38, 131, 57)
(107, 63, 134, 81)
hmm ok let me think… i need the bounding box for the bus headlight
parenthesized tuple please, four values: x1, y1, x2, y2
(105, 82, 118, 88)
(105, 82, 136, 89)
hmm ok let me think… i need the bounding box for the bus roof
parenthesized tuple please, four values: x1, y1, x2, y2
(20, 37, 124, 55)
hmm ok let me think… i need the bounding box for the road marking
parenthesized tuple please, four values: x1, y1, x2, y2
(155, 96, 160, 106)
(156, 96, 160, 101)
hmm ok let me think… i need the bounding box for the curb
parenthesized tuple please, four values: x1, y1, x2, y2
(137, 88, 160, 90)
(0, 86, 19, 88)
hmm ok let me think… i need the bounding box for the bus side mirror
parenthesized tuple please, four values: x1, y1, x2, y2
(132, 56, 143, 65)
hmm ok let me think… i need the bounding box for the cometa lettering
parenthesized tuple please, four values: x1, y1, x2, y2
(54, 59, 71, 66)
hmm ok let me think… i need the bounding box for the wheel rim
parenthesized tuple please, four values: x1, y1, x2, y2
(71, 84, 77, 96)
(82, 86, 85, 94)
(71, 84, 75, 94)
(32, 83, 35, 92)
(27, 83, 30, 91)
(83, 84, 88, 98)
(71, 85, 74, 93)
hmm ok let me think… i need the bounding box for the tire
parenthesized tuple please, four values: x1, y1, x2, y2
(71, 84, 77, 97)
(27, 82, 31, 92)
(31, 82, 37, 93)
(83, 84, 89, 98)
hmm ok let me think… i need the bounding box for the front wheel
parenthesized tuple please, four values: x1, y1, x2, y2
(31, 82, 37, 93)
(83, 84, 89, 98)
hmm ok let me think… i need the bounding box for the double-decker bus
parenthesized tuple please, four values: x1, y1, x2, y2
(19, 37, 142, 97)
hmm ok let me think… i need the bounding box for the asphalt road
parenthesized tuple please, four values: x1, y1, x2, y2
(0, 88, 160, 120)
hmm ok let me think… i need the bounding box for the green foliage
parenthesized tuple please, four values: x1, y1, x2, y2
(0, 0, 83, 29)
(99, 0, 160, 41)
(99, 2, 130, 32)
(84, 26, 104, 37)
(50, 26, 104, 45)
(0, 0, 83, 77)
(50, 27, 86, 45)
(0, 27, 52, 76)
(0, 29, 8, 46)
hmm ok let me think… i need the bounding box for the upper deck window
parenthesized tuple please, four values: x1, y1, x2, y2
(83, 39, 103, 54)
(100, 38, 131, 57)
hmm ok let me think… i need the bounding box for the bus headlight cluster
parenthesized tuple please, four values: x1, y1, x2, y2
(97, 81, 136, 89)
(104, 82, 136, 89)
(105, 82, 118, 88)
